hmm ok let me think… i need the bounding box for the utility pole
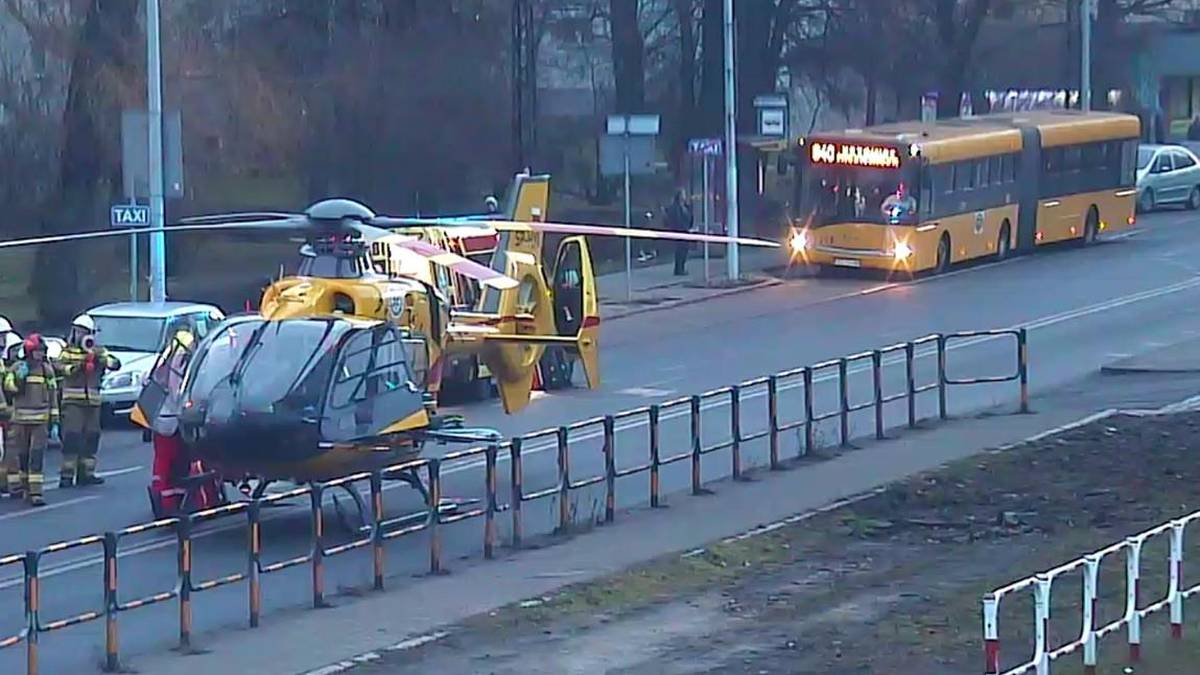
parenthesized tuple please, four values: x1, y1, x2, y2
(722, 0, 740, 280)
(1081, 0, 1092, 111)
(147, 0, 167, 302)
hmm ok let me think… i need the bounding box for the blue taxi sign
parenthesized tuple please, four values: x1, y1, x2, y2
(111, 204, 150, 228)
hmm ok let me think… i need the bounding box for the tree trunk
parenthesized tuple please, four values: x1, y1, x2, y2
(32, 0, 142, 324)
(609, 0, 645, 113)
(671, 0, 698, 179)
(1093, 0, 1121, 112)
(865, 73, 877, 125)
(698, 0, 723, 137)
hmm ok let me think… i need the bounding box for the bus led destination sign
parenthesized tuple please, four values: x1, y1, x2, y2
(809, 141, 901, 169)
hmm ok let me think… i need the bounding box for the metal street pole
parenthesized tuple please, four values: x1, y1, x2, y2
(147, 0, 167, 302)
(1081, 0, 1092, 111)
(623, 134, 632, 301)
(702, 154, 711, 283)
(722, 0, 740, 280)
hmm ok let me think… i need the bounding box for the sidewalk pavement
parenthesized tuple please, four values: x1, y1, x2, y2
(1101, 334, 1200, 374)
(598, 246, 787, 319)
(131, 395, 1111, 675)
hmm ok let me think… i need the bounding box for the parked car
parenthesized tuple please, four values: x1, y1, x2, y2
(1136, 144, 1200, 212)
(84, 302, 225, 421)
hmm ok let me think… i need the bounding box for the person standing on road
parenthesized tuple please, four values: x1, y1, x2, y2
(663, 189, 694, 276)
(0, 355, 9, 498)
(3, 335, 59, 506)
(0, 316, 19, 366)
(56, 314, 120, 488)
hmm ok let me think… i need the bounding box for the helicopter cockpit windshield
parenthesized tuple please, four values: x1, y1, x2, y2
(187, 318, 349, 419)
(179, 316, 426, 445)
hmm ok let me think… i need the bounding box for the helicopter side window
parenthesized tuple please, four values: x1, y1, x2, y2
(332, 293, 355, 315)
(322, 326, 424, 442)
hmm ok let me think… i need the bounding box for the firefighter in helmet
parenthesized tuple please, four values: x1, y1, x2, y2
(56, 314, 121, 487)
(2, 334, 58, 505)
(0, 316, 20, 366)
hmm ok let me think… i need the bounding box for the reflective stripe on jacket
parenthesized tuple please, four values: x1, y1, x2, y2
(57, 346, 120, 407)
(0, 363, 9, 422)
(4, 361, 59, 424)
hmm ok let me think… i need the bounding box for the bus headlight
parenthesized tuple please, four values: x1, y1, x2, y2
(789, 230, 809, 253)
(893, 241, 913, 261)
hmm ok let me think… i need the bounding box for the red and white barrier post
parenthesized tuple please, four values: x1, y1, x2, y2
(1034, 575, 1052, 675)
(982, 593, 1000, 674)
(1126, 537, 1143, 663)
(1170, 522, 1185, 640)
(1082, 555, 1100, 674)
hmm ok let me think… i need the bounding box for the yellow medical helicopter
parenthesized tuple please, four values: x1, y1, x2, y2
(0, 185, 779, 511)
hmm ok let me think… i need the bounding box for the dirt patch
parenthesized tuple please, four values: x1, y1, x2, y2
(355, 410, 1200, 674)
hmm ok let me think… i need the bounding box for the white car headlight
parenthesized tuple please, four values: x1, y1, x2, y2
(103, 370, 145, 390)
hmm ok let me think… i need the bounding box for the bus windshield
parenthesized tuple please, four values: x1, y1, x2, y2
(799, 165, 919, 226)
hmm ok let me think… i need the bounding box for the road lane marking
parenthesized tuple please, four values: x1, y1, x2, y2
(0, 496, 99, 523)
(40, 465, 144, 494)
(97, 466, 144, 479)
(4, 270, 1198, 588)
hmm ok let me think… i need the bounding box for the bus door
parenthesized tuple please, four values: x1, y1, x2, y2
(1015, 127, 1042, 252)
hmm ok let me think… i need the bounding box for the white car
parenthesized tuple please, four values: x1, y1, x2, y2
(85, 302, 225, 418)
(1136, 144, 1200, 212)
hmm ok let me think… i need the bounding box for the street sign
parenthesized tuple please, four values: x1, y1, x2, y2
(754, 94, 788, 138)
(599, 135, 657, 177)
(111, 204, 150, 228)
(121, 109, 184, 200)
(688, 138, 723, 156)
(607, 114, 660, 135)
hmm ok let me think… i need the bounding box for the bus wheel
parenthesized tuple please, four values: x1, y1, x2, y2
(934, 236, 951, 275)
(1083, 208, 1099, 245)
(996, 223, 1011, 260)
(1188, 187, 1200, 210)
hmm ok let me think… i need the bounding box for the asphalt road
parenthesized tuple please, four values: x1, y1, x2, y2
(6, 209, 1200, 674)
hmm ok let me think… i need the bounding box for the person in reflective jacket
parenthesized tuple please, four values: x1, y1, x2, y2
(3, 334, 59, 506)
(56, 314, 120, 487)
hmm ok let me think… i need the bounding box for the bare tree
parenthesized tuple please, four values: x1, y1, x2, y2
(609, 0, 646, 112)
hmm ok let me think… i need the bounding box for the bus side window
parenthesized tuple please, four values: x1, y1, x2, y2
(990, 156, 1003, 185)
(920, 167, 934, 216)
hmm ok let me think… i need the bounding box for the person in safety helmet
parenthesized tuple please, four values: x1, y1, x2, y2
(146, 330, 219, 517)
(0, 316, 21, 366)
(55, 314, 121, 487)
(2, 334, 58, 506)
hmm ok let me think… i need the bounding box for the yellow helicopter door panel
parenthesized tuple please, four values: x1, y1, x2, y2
(130, 330, 196, 431)
(551, 236, 599, 389)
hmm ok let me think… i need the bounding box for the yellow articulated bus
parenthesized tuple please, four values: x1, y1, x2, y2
(788, 110, 1141, 275)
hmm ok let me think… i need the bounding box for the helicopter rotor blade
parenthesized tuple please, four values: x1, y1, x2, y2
(177, 212, 303, 225)
(370, 216, 781, 248)
(378, 235, 519, 290)
(0, 218, 313, 251)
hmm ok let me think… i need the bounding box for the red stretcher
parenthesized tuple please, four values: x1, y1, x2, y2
(148, 431, 225, 518)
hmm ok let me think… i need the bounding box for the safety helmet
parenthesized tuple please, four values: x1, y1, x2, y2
(71, 314, 97, 332)
(484, 195, 499, 213)
(23, 333, 44, 353)
(0, 316, 11, 333)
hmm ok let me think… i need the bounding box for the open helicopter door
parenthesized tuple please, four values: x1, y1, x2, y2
(549, 236, 599, 389)
(130, 331, 196, 433)
(320, 324, 429, 443)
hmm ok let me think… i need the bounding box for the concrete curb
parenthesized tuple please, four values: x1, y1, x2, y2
(604, 278, 782, 321)
(1100, 364, 1200, 375)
